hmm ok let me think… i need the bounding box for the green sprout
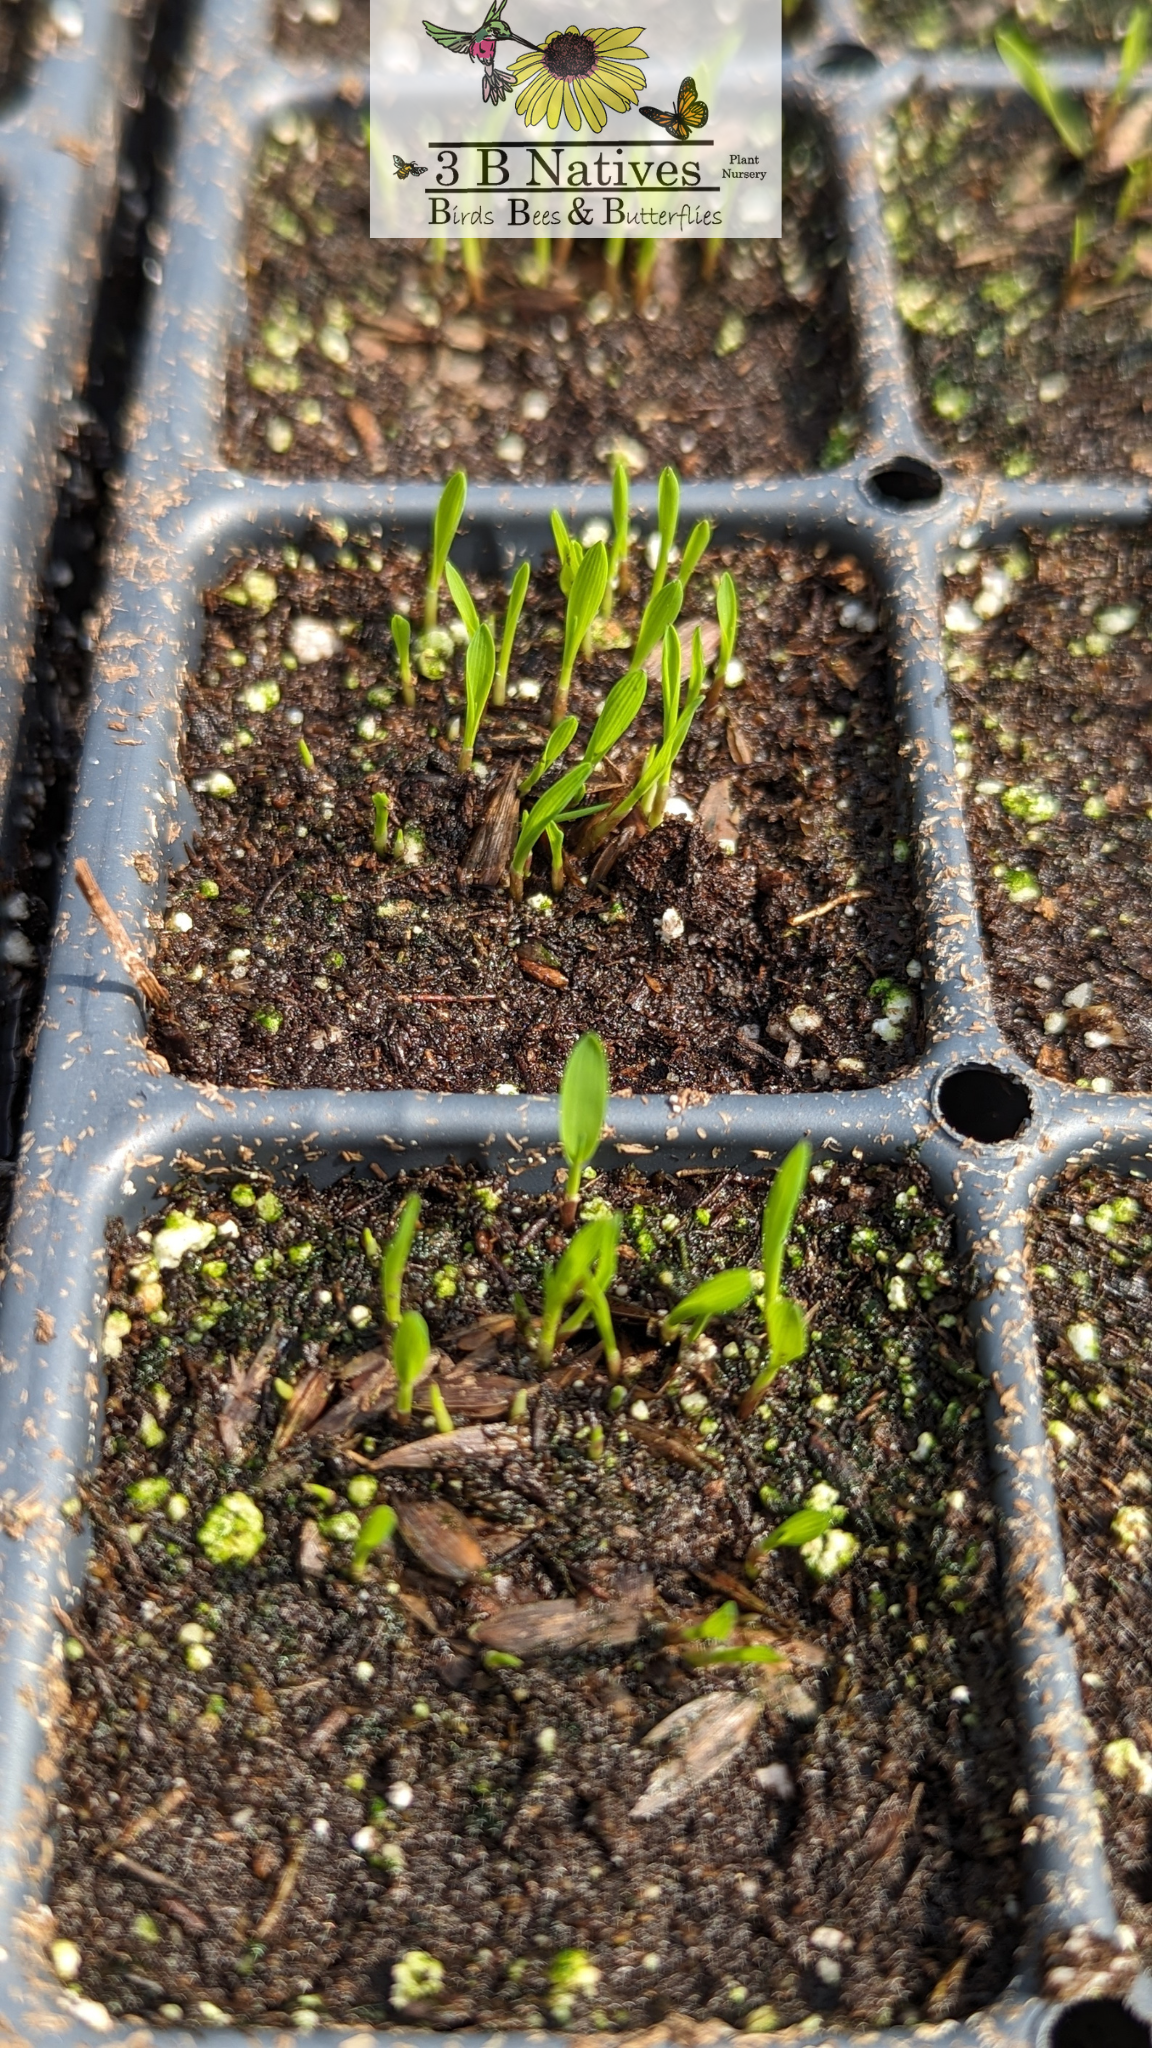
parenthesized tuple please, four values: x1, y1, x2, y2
(380, 1192, 421, 1328)
(351, 1502, 398, 1577)
(705, 571, 740, 712)
(550, 508, 583, 595)
(741, 1141, 812, 1418)
(995, 11, 1152, 255)
(538, 1214, 621, 1372)
(509, 757, 593, 903)
(678, 519, 712, 599)
(372, 791, 391, 855)
(630, 575, 683, 676)
(393, 1309, 431, 1417)
(745, 1504, 836, 1578)
(634, 234, 659, 310)
(461, 231, 485, 302)
(650, 465, 679, 599)
(559, 1030, 609, 1225)
(494, 559, 531, 708)
(552, 542, 609, 728)
(428, 1382, 455, 1434)
(297, 737, 314, 771)
(586, 621, 704, 849)
(603, 459, 631, 617)
(675, 1599, 739, 1641)
(459, 621, 496, 773)
(581, 665, 647, 773)
(995, 21, 1092, 158)
(425, 470, 467, 630)
(445, 560, 480, 640)
(520, 713, 578, 798)
(390, 613, 414, 706)
(662, 1265, 754, 1347)
(603, 232, 625, 297)
(549, 1949, 600, 2023)
(197, 1492, 266, 1566)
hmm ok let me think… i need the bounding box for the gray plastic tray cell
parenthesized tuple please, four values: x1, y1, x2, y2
(3, 0, 1152, 2042)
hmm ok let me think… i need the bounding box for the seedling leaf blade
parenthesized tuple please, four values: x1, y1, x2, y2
(392, 1309, 431, 1416)
(381, 1193, 421, 1327)
(761, 1141, 811, 1304)
(767, 1293, 808, 1369)
(633, 577, 684, 674)
(759, 1506, 833, 1552)
(1118, 3, 1149, 99)
(663, 1266, 753, 1337)
(559, 1031, 609, 1184)
(445, 561, 479, 638)
(995, 23, 1092, 157)
(585, 666, 646, 765)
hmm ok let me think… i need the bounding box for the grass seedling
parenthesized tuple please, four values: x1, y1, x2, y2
(603, 459, 631, 618)
(537, 1214, 621, 1372)
(705, 570, 739, 712)
(351, 1502, 398, 1578)
(425, 470, 467, 631)
(494, 559, 530, 707)
(701, 233, 722, 283)
(428, 1382, 455, 1434)
(559, 1029, 609, 1226)
(631, 575, 683, 675)
(679, 519, 712, 599)
(650, 466, 679, 599)
(391, 614, 415, 706)
(520, 713, 578, 797)
(740, 1141, 812, 1418)
(297, 737, 314, 771)
(604, 232, 625, 298)
(461, 232, 485, 303)
(392, 1309, 430, 1416)
(550, 509, 583, 595)
(445, 560, 480, 640)
(459, 622, 496, 773)
(372, 791, 391, 854)
(662, 1265, 755, 1347)
(533, 232, 552, 285)
(380, 1193, 421, 1328)
(995, 20, 1092, 159)
(508, 758, 593, 902)
(586, 620, 702, 848)
(552, 541, 608, 728)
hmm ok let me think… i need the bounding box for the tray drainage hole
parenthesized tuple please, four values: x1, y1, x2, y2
(938, 1065, 1032, 1144)
(1050, 2001, 1151, 2048)
(867, 457, 943, 508)
(816, 41, 879, 72)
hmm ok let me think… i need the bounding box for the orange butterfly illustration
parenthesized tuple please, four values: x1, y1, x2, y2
(639, 75, 708, 141)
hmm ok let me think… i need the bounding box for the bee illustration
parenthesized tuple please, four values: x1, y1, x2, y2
(393, 154, 429, 179)
(639, 75, 708, 141)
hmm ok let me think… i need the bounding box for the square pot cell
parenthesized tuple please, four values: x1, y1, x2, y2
(226, 113, 858, 483)
(48, 1157, 1024, 2034)
(943, 525, 1152, 1094)
(860, 0, 1127, 53)
(1031, 1163, 1152, 1955)
(154, 530, 922, 1095)
(276, 0, 368, 62)
(883, 91, 1152, 481)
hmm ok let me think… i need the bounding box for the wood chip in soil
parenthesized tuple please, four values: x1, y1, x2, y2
(228, 116, 857, 482)
(153, 534, 922, 1094)
(1031, 1164, 1152, 1969)
(944, 525, 1152, 1091)
(890, 92, 1152, 478)
(49, 1160, 1025, 2033)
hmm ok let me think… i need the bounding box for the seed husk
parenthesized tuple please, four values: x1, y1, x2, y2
(371, 1422, 529, 1469)
(272, 1367, 333, 1452)
(473, 1578, 654, 1658)
(632, 1692, 763, 1818)
(393, 1498, 488, 1580)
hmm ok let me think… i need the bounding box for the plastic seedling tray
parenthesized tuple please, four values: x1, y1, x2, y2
(3, 0, 1152, 2040)
(0, 0, 135, 836)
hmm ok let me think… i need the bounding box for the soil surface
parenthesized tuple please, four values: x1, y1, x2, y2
(226, 118, 856, 483)
(50, 1159, 1024, 2032)
(863, 0, 1128, 51)
(1031, 1163, 1152, 1948)
(154, 534, 922, 1095)
(888, 92, 1152, 479)
(943, 526, 1152, 1093)
(276, 0, 368, 65)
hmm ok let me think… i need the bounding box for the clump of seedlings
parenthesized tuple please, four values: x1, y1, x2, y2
(157, 494, 922, 1094)
(51, 1129, 1024, 2032)
(886, 34, 1152, 477)
(229, 113, 857, 482)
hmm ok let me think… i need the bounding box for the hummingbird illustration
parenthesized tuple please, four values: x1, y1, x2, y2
(423, 0, 538, 105)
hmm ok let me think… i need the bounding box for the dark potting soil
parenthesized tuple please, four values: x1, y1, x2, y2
(861, 0, 1127, 52)
(0, 0, 35, 99)
(888, 93, 1152, 480)
(226, 119, 857, 484)
(153, 535, 923, 1095)
(943, 525, 1152, 1093)
(276, 0, 368, 64)
(1031, 1163, 1152, 1949)
(50, 1159, 1025, 2032)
